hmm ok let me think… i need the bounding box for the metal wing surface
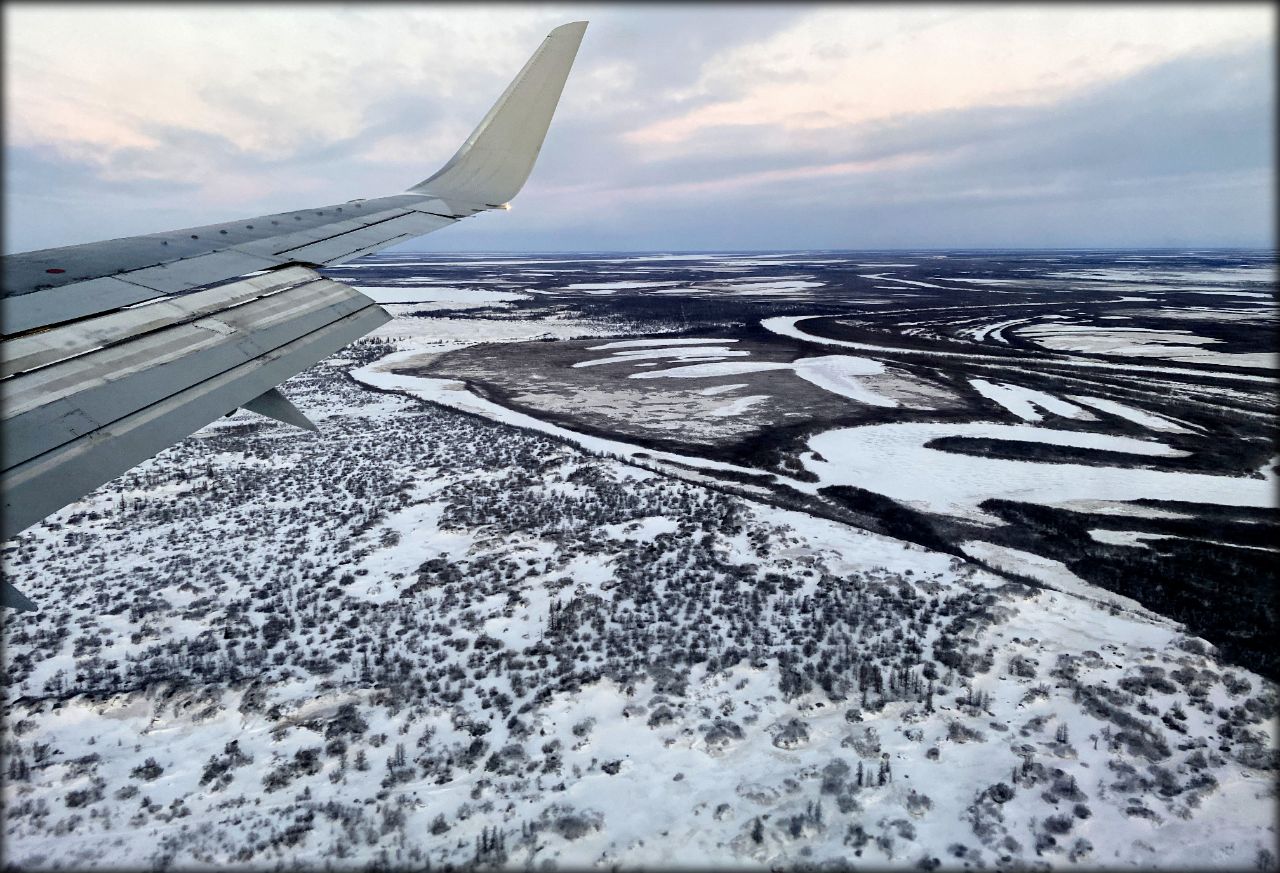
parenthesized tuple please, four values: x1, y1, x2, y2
(0, 22, 588, 608)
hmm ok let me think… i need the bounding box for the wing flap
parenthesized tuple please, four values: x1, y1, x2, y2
(1, 267, 319, 378)
(2, 276, 159, 338)
(1, 268, 389, 538)
(3, 272, 377, 467)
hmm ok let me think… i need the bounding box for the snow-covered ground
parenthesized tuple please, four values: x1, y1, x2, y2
(803, 422, 1271, 522)
(575, 339, 946, 411)
(792, 356, 898, 407)
(762, 315, 1278, 383)
(355, 350, 805, 494)
(1048, 267, 1277, 284)
(629, 361, 794, 380)
(353, 286, 530, 308)
(651, 279, 824, 296)
(573, 346, 750, 369)
(5, 259, 1277, 870)
(1066, 395, 1196, 434)
(560, 281, 675, 292)
(6, 389, 1275, 868)
(1015, 324, 1278, 369)
(589, 338, 741, 350)
(969, 379, 1096, 423)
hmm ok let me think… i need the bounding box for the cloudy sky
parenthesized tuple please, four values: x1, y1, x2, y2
(4, 3, 1274, 253)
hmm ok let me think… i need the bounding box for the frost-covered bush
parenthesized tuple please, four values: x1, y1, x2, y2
(1008, 655, 1038, 678)
(538, 803, 603, 841)
(843, 725, 880, 758)
(325, 703, 368, 739)
(704, 718, 745, 749)
(947, 720, 985, 744)
(819, 760, 851, 796)
(129, 758, 163, 781)
(1044, 814, 1074, 835)
(906, 789, 934, 816)
(772, 718, 811, 749)
(987, 782, 1015, 803)
(646, 706, 674, 728)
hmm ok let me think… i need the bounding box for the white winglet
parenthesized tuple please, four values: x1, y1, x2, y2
(409, 21, 588, 207)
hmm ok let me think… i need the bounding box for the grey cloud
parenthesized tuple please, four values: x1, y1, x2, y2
(6, 15, 1273, 254)
(813, 42, 1275, 209)
(4, 146, 203, 252)
(413, 40, 1274, 251)
(576, 6, 811, 97)
(605, 39, 1273, 194)
(4, 5, 813, 252)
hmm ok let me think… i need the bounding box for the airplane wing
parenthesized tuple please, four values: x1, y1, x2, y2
(0, 21, 588, 608)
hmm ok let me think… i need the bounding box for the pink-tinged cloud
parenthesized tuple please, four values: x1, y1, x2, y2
(3, 5, 1274, 251)
(626, 6, 1272, 146)
(585, 152, 935, 205)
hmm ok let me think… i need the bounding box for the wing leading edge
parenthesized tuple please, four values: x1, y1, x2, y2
(0, 22, 588, 608)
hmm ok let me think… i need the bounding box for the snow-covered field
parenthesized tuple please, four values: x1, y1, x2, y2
(590, 338, 742, 350)
(803, 422, 1271, 522)
(1015, 324, 1278, 369)
(970, 379, 1096, 423)
(628, 361, 793, 380)
(569, 339, 951, 411)
(792, 356, 898, 407)
(356, 348, 802, 492)
(1048, 267, 1277, 285)
(6, 345, 1276, 867)
(561, 281, 675, 292)
(573, 345, 749, 369)
(651, 279, 825, 297)
(354, 286, 530, 308)
(1066, 395, 1195, 434)
(4, 253, 1277, 870)
(762, 315, 1277, 383)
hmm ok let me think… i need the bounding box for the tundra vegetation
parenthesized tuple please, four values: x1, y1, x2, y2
(4, 249, 1277, 869)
